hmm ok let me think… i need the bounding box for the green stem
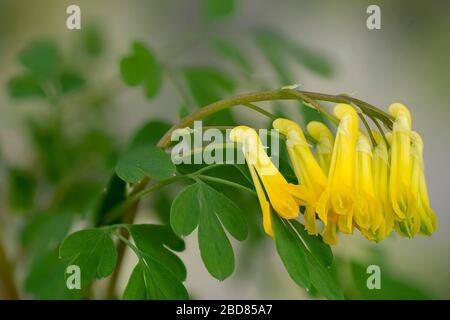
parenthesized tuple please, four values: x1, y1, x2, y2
(192, 163, 229, 175)
(358, 113, 377, 146)
(103, 175, 190, 224)
(0, 238, 19, 300)
(163, 65, 196, 110)
(172, 143, 236, 164)
(337, 93, 393, 128)
(283, 89, 339, 125)
(242, 103, 278, 120)
(196, 175, 256, 195)
(115, 233, 139, 255)
(367, 114, 390, 147)
(156, 88, 392, 149)
(157, 89, 289, 149)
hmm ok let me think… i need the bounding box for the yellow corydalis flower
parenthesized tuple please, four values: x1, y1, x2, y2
(389, 103, 413, 220)
(371, 131, 394, 241)
(272, 118, 327, 235)
(317, 104, 359, 236)
(396, 131, 438, 237)
(230, 126, 306, 236)
(306, 121, 335, 175)
(411, 132, 438, 235)
(228, 99, 438, 244)
(322, 212, 339, 245)
(354, 133, 382, 240)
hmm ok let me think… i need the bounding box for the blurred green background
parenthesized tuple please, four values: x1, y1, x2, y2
(0, 0, 449, 299)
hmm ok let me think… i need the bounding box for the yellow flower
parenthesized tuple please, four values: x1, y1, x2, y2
(230, 126, 308, 236)
(306, 121, 334, 175)
(370, 131, 394, 241)
(229, 101, 438, 244)
(322, 212, 339, 245)
(317, 104, 359, 235)
(396, 131, 438, 237)
(389, 103, 414, 220)
(273, 118, 327, 235)
(354, 133, 382, 240)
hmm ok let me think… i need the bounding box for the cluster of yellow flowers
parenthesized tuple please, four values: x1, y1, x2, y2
(230, 103, 437, 245)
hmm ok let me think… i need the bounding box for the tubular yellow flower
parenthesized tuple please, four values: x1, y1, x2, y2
(247, 163, 272, 236)
(230, 126, 308, 236)
(413, 132, 438, 235)
(307, 121, 335, 175)
(396, 131, 438, 237)
(317, 104, 358, 235)
(322, 212, 339, 245)
(273, 118, 327, 235)
(354, 133, 382, 240)
(370, 131, 394, 241)
(389, 103, 414, 220)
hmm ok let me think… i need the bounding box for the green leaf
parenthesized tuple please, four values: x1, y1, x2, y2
(154, 190, 174, 225)
(210, 36, 252, 74)
(182, 66, 236, 125)
(116, 145, 175, 183)
(201, 0, 235, 20)
(21, 211, 73, 252)
(254, 31, 294, 84)
(128, 224, 186, 281)
(27, 119, 65, 181)
(123, 258, 188, 300)
(7, 74, 45, 98)
(232, 164, 254, 186)
(197, 204, 235, 280)
(59, 229, 117, 287)
(123, 263, 147, 299)
(171, 180, 248, 280)
(82, 26, 104, 56)
(120, 42, 162, 98)
(122, 224, 188, 300)
(73, 129, 117, 168)
(254, 30, 329, 123)
(204, 185, 248, 241)
(94, 174, 127, 226)
(272, 215, 343, 299)
(131, 120, 172, 148)
(24, 249, 83, 300)
(183, 67, 235, 106)
(56, 181, 102, 217)
(178, 104, 190, 119)
(8, 167, 37, 211)
(350, 261, 433, 299)
(170, 183, 201, 236)
(272, 213, 310, 289)
(120, 56, 142, 85)
(291, 220, 333, 267)
(254, 30, 334, 79)
(19, 40, 60, 78)
(303, 244, 343, 300)
(60, 71, 86, 93)
(288, 44, 334, 77)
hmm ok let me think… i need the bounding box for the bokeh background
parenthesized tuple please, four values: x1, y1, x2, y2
(0, 0, 449, 299)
